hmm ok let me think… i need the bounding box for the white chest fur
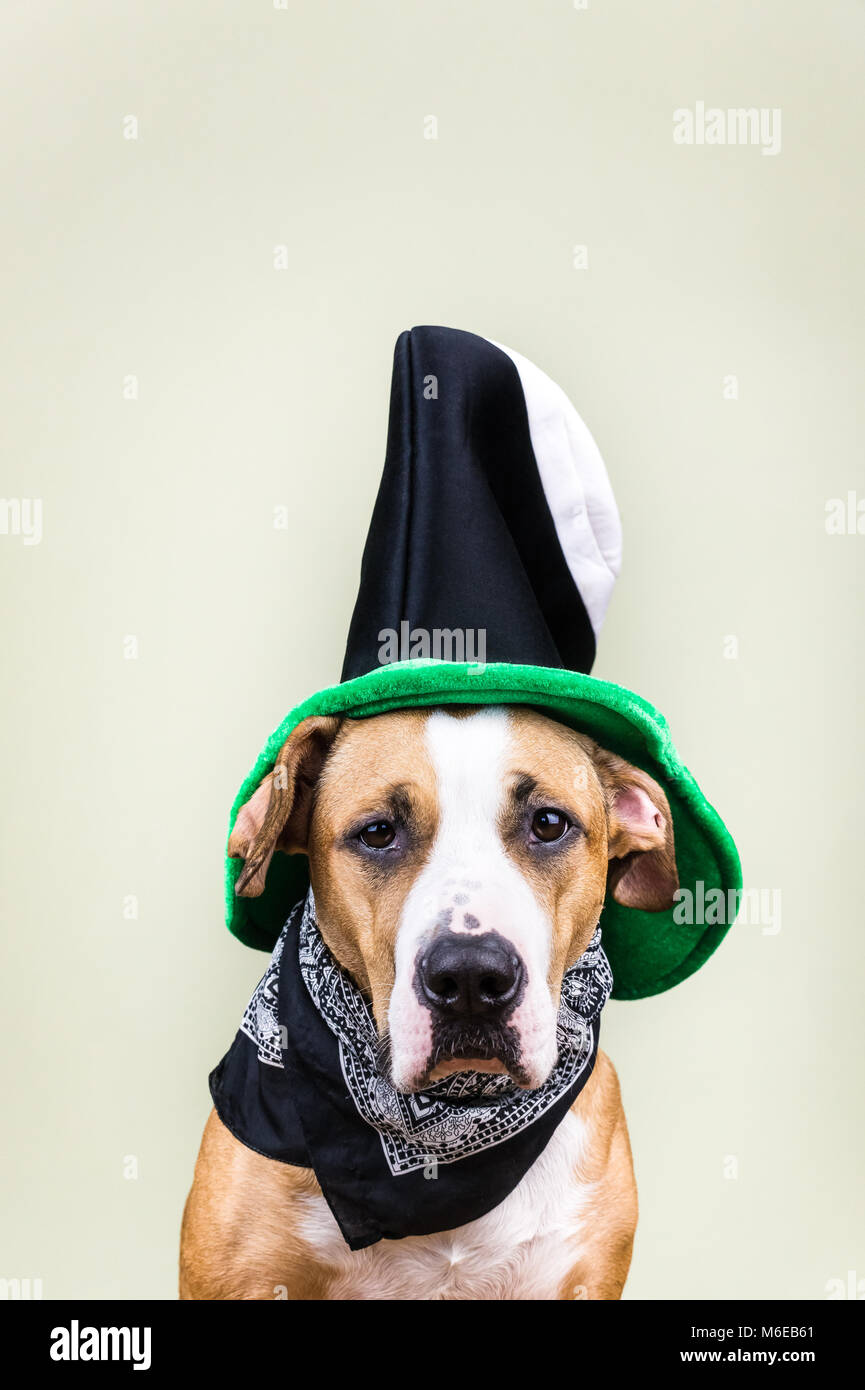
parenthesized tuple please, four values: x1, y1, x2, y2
(296, 1111, 589, 1301)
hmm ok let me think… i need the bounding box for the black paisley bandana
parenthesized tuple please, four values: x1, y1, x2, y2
(211, 892, 613, 1250)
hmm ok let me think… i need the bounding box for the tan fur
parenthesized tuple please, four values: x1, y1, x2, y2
(180, 1111, 330, 1301)
(230, 716, 342, 897)
(183, 706, 665, 1300)
(498, 714, 611, 985)
(498, 712, 676, 981)
(556, 1051, 638, 1300)
(308, 710, 439, 1019)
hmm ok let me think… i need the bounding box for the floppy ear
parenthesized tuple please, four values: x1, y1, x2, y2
(228, 715, 341, 897)
(591, 746, 679, 911)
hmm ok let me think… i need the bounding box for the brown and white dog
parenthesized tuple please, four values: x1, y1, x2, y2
(180, 705, 678, 1300)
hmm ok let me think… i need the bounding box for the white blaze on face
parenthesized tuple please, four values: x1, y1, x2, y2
(387, 708, 558, 1092)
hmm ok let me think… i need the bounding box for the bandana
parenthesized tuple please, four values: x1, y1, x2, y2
(211, 892, 613, 1249)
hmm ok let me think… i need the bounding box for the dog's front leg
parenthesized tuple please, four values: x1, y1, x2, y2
(179, 1111, 327, 1300)
(556, 1054, 638, 1301)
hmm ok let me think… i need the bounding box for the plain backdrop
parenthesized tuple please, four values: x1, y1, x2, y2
(1, 0, 863, 1300)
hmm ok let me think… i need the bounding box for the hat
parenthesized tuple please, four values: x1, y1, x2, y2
(225, 327, 740, 1000)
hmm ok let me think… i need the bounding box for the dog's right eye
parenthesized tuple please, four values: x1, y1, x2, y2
(359, 820, 396, 849)
(530, 808, 570, 842)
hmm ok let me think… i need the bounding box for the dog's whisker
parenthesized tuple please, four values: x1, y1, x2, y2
(373, 1030, 392, 1074)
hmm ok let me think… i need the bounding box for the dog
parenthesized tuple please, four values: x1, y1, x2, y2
(180, 703, 678, 1300)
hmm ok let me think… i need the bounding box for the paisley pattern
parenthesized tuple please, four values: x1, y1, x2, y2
(241, 891, 612, 1177)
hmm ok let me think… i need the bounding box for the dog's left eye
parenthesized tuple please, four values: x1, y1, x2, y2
(359, 820, 396, 849)
(530, 808, 570, 843)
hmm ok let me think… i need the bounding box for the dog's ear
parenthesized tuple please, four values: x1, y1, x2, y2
(591, 745, 679, 911)
(228, 715, 342, 897)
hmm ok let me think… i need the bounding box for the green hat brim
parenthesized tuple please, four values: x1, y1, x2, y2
(225, 660, 741, 1001)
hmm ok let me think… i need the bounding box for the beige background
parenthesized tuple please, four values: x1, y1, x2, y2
(1, 0, 863, 1300)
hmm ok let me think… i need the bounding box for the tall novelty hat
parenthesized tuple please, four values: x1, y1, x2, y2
(226, 326, 740, 1000)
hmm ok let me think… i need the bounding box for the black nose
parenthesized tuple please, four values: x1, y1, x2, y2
(419, 932, 523, 1018)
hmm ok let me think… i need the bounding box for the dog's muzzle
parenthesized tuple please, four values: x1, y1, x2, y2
(413, 929, 528, 1076)
(417, 930, 524, 1021)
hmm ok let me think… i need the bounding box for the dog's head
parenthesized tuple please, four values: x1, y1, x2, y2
(229, 706, 677, 1092)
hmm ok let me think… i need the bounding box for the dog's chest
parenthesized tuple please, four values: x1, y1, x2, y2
(296, 1111, 588, 1301)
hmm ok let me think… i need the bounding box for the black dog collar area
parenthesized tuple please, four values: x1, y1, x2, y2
(211, 893, 612, 1248)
